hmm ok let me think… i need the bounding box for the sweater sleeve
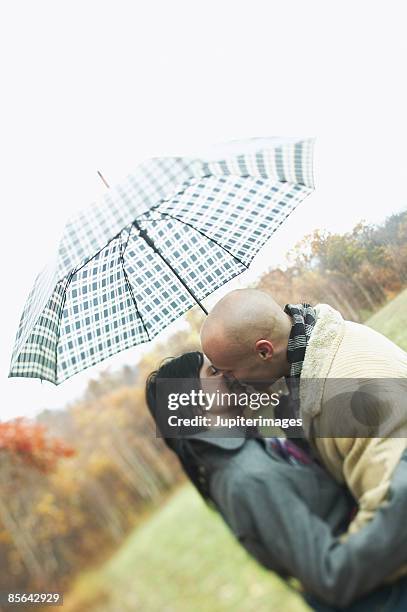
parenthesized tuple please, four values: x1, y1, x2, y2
(235, 452, 407, 608)
(336, 437, 406, 535)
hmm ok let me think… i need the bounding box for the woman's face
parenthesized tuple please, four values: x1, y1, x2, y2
(199, 354, 244, 415)
(199, 354, 229, 387)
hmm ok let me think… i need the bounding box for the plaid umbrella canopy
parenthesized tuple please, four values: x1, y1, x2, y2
(9, 137, 315, 385)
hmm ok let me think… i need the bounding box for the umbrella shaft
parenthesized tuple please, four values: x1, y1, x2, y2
(133, 221, 208, 316)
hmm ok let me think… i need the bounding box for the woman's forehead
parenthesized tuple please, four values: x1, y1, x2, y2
(202, 354, 226, 369)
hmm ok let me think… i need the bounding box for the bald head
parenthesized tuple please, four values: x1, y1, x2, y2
(200, 289, 292, 381)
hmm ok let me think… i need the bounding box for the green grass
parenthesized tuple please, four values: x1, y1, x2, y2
(64, 484, 308, 612)
(366, 288, 407, 350)
(61, 289, 407, 612)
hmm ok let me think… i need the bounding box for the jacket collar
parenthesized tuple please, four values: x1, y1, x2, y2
(186, 426, 247, 450)
(299, 303, 346, 436)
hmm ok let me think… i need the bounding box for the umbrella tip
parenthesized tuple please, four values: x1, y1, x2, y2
(97, 170, 110, 189)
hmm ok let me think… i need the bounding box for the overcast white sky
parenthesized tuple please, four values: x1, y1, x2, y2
(1, 1, 406, 421)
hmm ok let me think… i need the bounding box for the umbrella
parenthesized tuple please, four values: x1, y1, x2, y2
(9, 137, 315, 385)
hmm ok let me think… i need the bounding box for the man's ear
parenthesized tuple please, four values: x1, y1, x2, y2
(255, 339, 274, 360)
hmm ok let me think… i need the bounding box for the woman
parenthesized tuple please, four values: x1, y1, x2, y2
(146, 351, 407, 611)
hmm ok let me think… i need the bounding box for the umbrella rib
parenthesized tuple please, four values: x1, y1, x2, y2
(146, 212, 249, 270)
(54, 269, 76, 384)
(119, 234, 151, 342)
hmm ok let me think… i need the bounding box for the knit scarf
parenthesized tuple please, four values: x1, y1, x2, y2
(284, 303, 317, 378)
(281, 303, 317, 451)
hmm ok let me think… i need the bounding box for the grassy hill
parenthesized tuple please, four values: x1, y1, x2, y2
(58, 290, 407, 612)
(62, 484, 308, 612)
(366, 288, 407, 350)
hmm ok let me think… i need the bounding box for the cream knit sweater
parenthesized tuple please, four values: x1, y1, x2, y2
(299, 304, 407, 544)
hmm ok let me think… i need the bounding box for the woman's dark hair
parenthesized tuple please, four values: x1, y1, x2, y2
(145, 351, 213, 502)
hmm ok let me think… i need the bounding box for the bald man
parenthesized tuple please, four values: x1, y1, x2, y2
(201, 289, 293, 385)
(200, 289, 407, 568)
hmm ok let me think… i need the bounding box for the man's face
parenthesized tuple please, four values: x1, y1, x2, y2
(203, 349, 273, 390)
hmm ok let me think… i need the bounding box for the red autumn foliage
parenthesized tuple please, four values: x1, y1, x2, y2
(0, 418, 75, 473)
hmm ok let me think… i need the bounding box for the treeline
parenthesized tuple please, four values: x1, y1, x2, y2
(258, 211, 407, 321)
(0, 319, 201, 596)
(0, 399, 180, 595)
(1, 210, 406, 596)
